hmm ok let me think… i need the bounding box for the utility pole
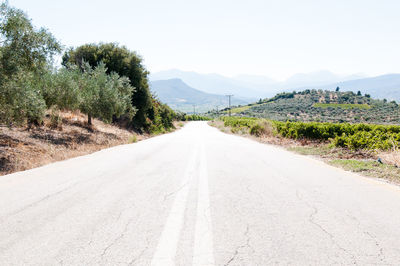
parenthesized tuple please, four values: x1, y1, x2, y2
(216, 105, 219, 114)
(193, 104, 196, 115)
(226, 94, 233, 116)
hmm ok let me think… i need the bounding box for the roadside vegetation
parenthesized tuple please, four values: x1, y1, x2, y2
(210, 116, 400, 183)
(0, 2, 178, 133)
(184, 115, 211, 121)
(0, 2, 187, 175)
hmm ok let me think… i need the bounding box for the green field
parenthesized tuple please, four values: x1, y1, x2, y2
(313, 103, 371, 109)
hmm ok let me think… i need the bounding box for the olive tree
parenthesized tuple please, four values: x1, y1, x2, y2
(62, 43, 152, 129)
(0, 2, 61, 125)
(78, 63, 136, 125)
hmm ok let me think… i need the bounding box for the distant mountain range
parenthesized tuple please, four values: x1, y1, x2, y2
(150, 69, 265, 99)
(150, 79, 249, 113)
(298, 74, 400, 102)
(149, 69, 370, 98)
(150, 69, 400, 112)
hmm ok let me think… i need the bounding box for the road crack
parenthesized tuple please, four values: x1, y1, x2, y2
(127, 233, 151, 265)
(224, 224, 254, 266)
(297, 190, 358, 265)
(363, 231, 387, 264)
(99, 204, 137, 262)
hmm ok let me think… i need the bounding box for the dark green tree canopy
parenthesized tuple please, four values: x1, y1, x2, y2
(62, 43, 152, 129)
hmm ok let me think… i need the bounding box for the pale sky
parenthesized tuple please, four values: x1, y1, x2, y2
(8, 0, 400, 80)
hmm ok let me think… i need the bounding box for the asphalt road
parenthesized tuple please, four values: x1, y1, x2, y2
(1, 121, 400, 265)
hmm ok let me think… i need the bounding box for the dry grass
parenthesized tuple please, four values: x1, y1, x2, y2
(0, 111, 139, 176)
(329, 159, 400, 183)
(1, 112, 186, 176)
(378, 149, 400, 168)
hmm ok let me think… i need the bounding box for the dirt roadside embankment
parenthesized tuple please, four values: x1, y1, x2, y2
(0, 111, 144, 176)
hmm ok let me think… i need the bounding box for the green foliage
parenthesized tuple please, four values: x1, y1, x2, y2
(128, 135, 138, 143)
(49, 108, 62, 129)
(222, 116, 258, 128)
(0, 71, 46, 125)
(185, 115, 211, 121)
(0, 2, 178, 135)
(221, 117, 273, 136)
(41, 65, 81, 111)
(62, 43, 152, 129)
(38, 62, 136, 125)
(275, 121, 400, 150)
(0, 2, 61, 76)
(249, 124, 265, 137)
(313, 103, 371, 109)
(0, 2, 61, 124)
(174, 111, 187, 121)
(220, 116, 400, 151)
(78, 62, 135, 124)
(147, 98, 176, 134)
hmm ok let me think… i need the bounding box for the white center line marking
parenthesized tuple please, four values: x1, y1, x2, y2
(151, 145, 199, 266)
(193, 143, 215, 266)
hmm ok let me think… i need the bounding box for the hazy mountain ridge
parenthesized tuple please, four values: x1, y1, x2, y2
(296, 74, 400, 102)
(150, 69, 265, 98)
(150, 79, 249, 113)
(150, 70, 400, 110)
(150, 69, 372, 99)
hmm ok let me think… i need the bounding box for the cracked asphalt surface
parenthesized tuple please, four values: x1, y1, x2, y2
(1, 121, 400, 265)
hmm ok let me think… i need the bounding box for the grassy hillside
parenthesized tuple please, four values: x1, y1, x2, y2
(229, 90, 400, 124)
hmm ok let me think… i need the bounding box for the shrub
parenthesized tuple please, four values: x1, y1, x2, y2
(250, 121, 274, 137)
(0, 72, 46, 125)
(128, 135, 137, 143)
(222, 116, 400, 151)
(274, 121, 400, 150)
(250, 124, 265, 136)
(185, 115, 210, 121)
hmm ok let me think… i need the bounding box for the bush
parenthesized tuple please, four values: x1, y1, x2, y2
(274, 121, 400, 150)
(185, 115, 211, 121)
(250, 124, 265, 136)
(0, 72, 46, 125)
(128, 135, 137, 143)
(222, 117, 258, 128)
(221, 116, 400, 151)
(49, 108, 62, 130)
(250, 121, 274, 137)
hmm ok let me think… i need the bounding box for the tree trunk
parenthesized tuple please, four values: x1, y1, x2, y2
(88, 114, 92, 125)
